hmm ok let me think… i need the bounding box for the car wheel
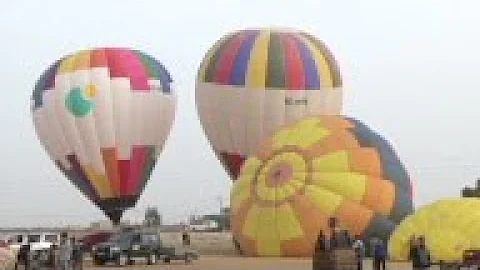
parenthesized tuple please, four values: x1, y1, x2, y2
(93, 258, 105, 265)
(163, 257, 171, 264)
(117, 254, 128, 266)
(147, 253, 157, 265)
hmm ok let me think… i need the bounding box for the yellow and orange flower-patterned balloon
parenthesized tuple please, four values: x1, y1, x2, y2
(231, 116, 413, 256)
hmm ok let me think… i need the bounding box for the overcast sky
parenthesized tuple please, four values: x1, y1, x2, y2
(1, 0, 479, 227)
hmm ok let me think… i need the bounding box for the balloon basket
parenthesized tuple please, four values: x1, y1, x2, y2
(313, 248, 357, 270)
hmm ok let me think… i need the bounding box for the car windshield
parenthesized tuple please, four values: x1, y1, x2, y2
(45, 235, 58, 243)
(28, 235, 41, 243)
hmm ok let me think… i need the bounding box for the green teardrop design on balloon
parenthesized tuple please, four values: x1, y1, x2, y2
(65, 86, 95, 117)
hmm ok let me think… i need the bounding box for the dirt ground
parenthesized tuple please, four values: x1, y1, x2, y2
(83, 256, 421, 270)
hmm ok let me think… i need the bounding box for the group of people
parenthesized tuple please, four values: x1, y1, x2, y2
(351, 235, 388, 270)
(16, 233, 83, 270)
(314, 228, 432, 270)
(314, 229, 372, 270)
(313, 229, 390, 270)
(315, 229, 355, 252)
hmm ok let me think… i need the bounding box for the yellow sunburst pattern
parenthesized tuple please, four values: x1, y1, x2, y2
(231, 116, 413, 256)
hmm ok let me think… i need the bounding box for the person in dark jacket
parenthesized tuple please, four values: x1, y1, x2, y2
(315, 230, 328, 252)
(408, 235, 418, 261)
(71, 238, 83, 270)
(17, 244, 30, 270)
(411, 236, 431, 270)
(343, 230, 353, 247)
(373, 240, 387, 270)
(48, 244, 57, 269)
(313, 230, 330, 270)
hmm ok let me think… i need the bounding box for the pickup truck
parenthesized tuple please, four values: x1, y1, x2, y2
(91, 231, 199, 266)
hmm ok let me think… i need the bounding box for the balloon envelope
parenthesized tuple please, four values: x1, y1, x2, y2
(389, 198, 480, 262)
(196, 28, 343, 180)
(231, 116, 413, 256)
(31, 48, 176, 224)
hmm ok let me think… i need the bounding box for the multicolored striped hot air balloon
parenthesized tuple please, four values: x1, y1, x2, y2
(31, 48, 176, 224)
(231, 116, 413, 256)
(196, 28, 343, 181)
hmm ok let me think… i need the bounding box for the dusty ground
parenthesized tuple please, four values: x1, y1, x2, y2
(83, 256, 423, 270)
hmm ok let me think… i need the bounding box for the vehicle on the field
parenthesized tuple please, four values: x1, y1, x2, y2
(91, 230, 199, 266)
(8, 233, 59, 252)
(81, 231, 113, 252)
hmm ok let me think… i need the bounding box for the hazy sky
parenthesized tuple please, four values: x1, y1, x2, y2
(1, 0, 480, 227)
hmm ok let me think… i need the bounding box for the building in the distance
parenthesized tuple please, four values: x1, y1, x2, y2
(144, 206, 162, 227)
(189, 207, 230, 232)
(462, 178, 480, 197)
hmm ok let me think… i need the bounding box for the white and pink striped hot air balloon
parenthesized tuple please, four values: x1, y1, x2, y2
(31, 48, 176, 224)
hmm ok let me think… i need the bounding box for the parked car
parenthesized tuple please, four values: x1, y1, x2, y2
(81, 232, 113, 252)
(8, 233, 58, 252)
(91, 230, 199, 266)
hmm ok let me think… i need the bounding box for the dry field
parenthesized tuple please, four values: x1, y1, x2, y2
(84, 256, 421, 270)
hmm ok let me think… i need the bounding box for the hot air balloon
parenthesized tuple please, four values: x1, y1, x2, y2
(390, 198, 480, 262)
(196, 28, 343, 181)
(31, 48, 176, 224)
(231, 116, 413, 256)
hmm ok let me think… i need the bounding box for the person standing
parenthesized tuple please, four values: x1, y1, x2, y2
(28, 247, 40, 270)
(343, 230, 353, 247)
(313, 230, 330, 270)
(328, 217, 339, 250)
(58, 233, 71, 270)
(53, 243, 61, 270)
(373, 240, 387, 270)
(17, 244, 30, 270)
(315, 230, 328, 252)
(411, 236, 431, 270)
(182, 231, 190, 246)
(74, 240, 83, 270)
(48, 244, 57, 270)
(70, 237, 82, 270)
(408, 235, 417, 260)
(352, 235, 365, 270)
